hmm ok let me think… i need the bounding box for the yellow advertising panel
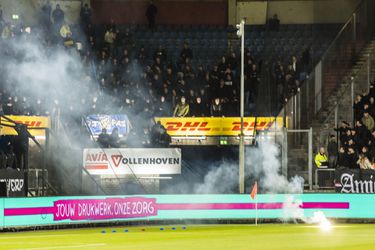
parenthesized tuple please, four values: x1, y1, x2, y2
(0, 115, 50, 137)
(155, 117, 285, 137)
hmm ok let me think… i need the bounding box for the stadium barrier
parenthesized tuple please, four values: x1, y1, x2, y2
(0, 169, 25, 197)
(335, 168, 375, 193)
(83, 148, 181, 175)
(0, 115, 50, 137)
(1, 194, 374, 228)
(85, 114, 130, 137)
(154, 117, 285, 137)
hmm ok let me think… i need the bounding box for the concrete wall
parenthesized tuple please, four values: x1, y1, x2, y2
(235, 0, 361, 24)
(0, 0, 88, 25)
(91, 0, 227, 25)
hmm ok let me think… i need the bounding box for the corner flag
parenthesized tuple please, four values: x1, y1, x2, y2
(250, 182, 258, 200)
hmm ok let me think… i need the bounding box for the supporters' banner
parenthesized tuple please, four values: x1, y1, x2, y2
(154, 117, 285, 136)
(2, 193, 370, 228)
(83, 148, 181, 175)
(0, 115, 50, 137)
(335, 167, 375, 193)
(0, 169, 25, 197)
(85, 115, 130, 137)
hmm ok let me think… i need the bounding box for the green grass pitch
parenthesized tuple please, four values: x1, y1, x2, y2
(1, 224, 375, 250)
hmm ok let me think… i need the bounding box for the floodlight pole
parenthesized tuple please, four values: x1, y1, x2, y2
(237, 19, 246, 194)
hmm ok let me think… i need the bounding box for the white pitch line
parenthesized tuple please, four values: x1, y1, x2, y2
(13, 243, 106, 250)
(0, 233, 95, 240)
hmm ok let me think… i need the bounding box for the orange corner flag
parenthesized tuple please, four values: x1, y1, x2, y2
(250, 182, 258, 200)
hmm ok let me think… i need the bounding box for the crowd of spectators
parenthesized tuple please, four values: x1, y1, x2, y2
(0, 2, 309, 153)
(0, 3, 305, 120)
(317, 82, 375, 170)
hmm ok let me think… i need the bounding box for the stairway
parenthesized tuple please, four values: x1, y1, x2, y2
(311, 39, 375, 150)
(286, 39, 375, 188)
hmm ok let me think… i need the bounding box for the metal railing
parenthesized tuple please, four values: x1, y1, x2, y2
(275, 0, 375, 190)
(279, 0, 374, 130)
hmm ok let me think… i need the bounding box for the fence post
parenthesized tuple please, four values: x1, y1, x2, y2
(351, 76, 355, 125)
(353, 12, 357, 44)
(334, 103, 338, 130)
(282, 127, 288, 178)
(308, 127, 313, 191)
(368, 53, 371, 92)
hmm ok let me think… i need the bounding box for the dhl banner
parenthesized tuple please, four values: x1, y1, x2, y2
(155, 117, 285, 137)
(0, 115, 50, 137)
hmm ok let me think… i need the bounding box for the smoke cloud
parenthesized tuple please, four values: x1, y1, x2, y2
(186, 140, 304, 194)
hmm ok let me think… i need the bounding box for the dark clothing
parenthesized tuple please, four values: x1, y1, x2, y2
(180, 48, 193, 61)
(347, 153, 359, 169)
(191, 102, 208, 117)
(80, 6, 92, 28)
(268, 17, 280, 31)
(52, 8, 64, 26)
(109, 133, 120, 148)
(97, 133, 111, 148)
(337, 152, 348, 168)
(210, 103, 224, 117)
(327, 141, 337, 157)
(146, 4, 158, 29)
(156, 100, 170, 117)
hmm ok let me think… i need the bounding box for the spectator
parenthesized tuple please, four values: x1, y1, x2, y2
(104, 28, 117, 56)
(347, 147, 359, 169)
(314, 147, 328, 168)
(361, 111, 374, 131)
(1, 22, 11, 39)
(291, 56, 301, 80)
(357, 153, 373, 170)
(109, 127, 120, 148)
(173, 96, 189, 117)
(180, 42, 193, 62)
(97, 128, 110, 148)
(301, 47, 311, 70)
(337, 147, 348, 168)
(268, 14, 280, 31)
(40, 0, 52, 32)
(210, 98, 224, 117)
(327, 135, 337, 168)
(156, 96, 170, 117)
(146, 1, 158, 30)
(191, 96, 207, 117)
(52, 4, 65, 28)
(154, 45, 167, 63)
(80, 3, 92, 30)
(353, 94, 363, 122)
(151, 121, 171, 147)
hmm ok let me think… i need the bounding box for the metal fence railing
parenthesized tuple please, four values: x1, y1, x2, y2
(274, 0, 375, 190)
(278, 0, 374, 131)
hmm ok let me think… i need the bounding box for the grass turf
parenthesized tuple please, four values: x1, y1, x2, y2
(0, 224, 375, 250)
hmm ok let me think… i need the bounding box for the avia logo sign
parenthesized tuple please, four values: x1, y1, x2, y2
(111, 155, 123, 167)
(85, 152, 108, 162)
(84, 152, 123, 169)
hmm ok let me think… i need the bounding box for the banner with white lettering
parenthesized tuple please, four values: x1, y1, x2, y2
(83, 148, 181, 175)
(0, 169, 25, 197)
(335, 167, 375, 193)
(85, 115, 130, 137)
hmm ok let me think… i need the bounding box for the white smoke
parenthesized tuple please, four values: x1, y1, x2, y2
(180, 139, 304, 194)
(247, 140, 304, 194)
(194, 163, 238, 194)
